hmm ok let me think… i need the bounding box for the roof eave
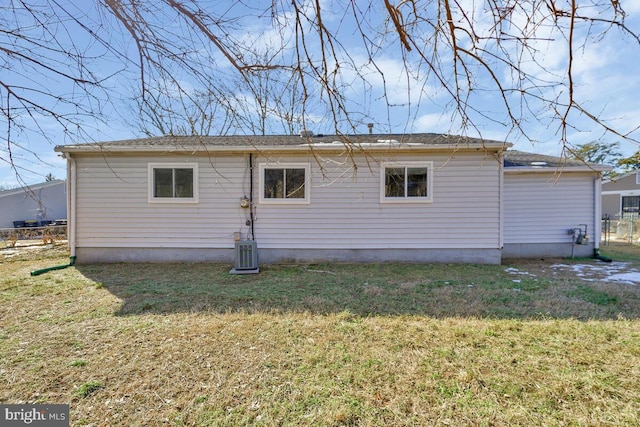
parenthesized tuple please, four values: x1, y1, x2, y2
(55, 142, 512, 154)
(504, 165, 612, 174)
(0, 179, 66, 197)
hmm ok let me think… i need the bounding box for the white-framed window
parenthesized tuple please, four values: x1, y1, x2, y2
(259, 163, 310, 204)
(148, 163, 198, 203)
(380, 161, 433, 203)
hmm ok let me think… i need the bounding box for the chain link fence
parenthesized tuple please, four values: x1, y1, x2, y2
(602, 215, 640, 245)
(0, 225, 67, 247)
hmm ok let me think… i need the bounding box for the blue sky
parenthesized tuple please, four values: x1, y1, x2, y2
(2, 1, 640, 187)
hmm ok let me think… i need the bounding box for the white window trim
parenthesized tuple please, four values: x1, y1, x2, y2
(380, 161, 433, 204)
(148, 163, 199, 203)
(259, 162, 311, 204)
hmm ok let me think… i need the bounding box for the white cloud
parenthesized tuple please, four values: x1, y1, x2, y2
(623, 3, 640, 14)
(412, 112, 455, 133)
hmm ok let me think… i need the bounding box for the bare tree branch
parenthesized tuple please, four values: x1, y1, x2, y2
(2, 0, 639, 183)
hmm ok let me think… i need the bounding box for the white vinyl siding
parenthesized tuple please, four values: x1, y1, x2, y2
(255, 152, 501, 249)
(503, 172, 595, 244)
(72, 151, 502, 251)
(75, 154, 248, 248)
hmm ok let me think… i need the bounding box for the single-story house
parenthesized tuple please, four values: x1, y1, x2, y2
(0, 179, 67, 229)
(602, 170, 640, 219)
(54, 134, 608, 265)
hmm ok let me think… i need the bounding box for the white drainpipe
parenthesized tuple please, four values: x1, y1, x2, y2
(594, 176, 602, 252)
(65, 153, 77, 258)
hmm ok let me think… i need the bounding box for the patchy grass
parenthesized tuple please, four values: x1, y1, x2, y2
(74, 380, 104, 399)
(1, 244, 640, 425)
(568, 286, 619, 306)
(69, 257, 640, 320)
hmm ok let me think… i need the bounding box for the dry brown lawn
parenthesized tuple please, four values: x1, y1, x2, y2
(1, 243, 640, 426)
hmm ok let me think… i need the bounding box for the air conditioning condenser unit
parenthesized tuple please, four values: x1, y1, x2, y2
(230, 240, 259, 274)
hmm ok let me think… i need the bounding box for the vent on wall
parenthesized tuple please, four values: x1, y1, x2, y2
(230, 240, 259, 274)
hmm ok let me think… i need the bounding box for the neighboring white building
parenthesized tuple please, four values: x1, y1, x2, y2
(54, 134, 608, 264)
(0, 180, 67, 229)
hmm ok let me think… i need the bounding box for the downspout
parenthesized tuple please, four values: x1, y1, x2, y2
(498, 151, 504, 253)
(249, 153, 256, 241)
(31, 154, 77, 276)
(68, 153, 76, 259)
(593, 175, 612, 263)
(30, 256, 76, 276)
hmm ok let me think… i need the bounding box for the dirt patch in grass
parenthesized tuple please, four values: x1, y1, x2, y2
(2, 245, 640, 425)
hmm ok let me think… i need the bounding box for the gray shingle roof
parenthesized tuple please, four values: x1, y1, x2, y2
(53, 134, 609, 172)
(55, 133, 510, 152)
(503, 150, 609, 170)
